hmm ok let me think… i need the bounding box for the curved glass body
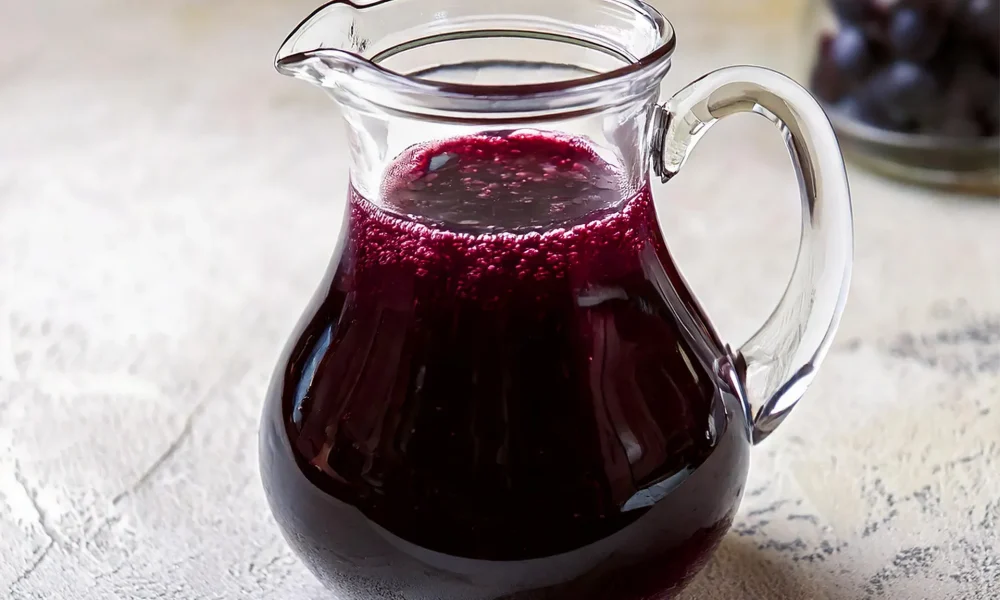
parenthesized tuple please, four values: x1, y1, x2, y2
(261, 130, 751, 599)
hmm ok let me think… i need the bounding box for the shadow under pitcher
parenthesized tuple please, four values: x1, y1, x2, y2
(258, 1, 854, 598)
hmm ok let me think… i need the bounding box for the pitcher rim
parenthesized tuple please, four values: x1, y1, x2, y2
(275, 0, 677, 101)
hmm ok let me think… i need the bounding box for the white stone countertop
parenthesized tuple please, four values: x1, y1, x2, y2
(2, 2, 998, 599)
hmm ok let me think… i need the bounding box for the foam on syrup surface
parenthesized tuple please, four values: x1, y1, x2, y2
(351, 132, 656, 299)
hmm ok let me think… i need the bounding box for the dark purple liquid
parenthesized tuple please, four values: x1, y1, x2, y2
(260, 132, 751, 599)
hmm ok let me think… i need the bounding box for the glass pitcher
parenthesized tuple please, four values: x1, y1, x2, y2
(259, 1, 853, 598)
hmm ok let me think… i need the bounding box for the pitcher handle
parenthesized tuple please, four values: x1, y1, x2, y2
(651, 66, 853, 445)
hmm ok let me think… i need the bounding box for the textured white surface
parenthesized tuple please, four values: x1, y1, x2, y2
(1, 1, 998, 599)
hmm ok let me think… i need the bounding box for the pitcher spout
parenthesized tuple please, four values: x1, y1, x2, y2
(275, 1, 374, 88)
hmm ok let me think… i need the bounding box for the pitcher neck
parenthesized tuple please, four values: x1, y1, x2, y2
(340, 92, 662, 210)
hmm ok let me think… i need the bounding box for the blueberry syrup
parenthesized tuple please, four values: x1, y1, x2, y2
(260, 132, 750, 600)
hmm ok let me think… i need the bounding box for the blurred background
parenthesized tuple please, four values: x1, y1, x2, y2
(1, 1, 998, 599)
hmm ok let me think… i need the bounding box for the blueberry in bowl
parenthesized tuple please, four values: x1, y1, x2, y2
(809, 0, 999, 193)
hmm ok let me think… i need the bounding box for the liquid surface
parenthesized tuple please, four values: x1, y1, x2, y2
(260, 132, 750, 599)
(381, 129, 625, 231)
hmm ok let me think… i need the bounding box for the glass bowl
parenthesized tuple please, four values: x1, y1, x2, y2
(827, 108, 999, 194)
